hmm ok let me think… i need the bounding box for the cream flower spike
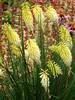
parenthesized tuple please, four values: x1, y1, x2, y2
(40, 69, 49, 92)
(0, 68, 4, 77)
(2, 23, 21, 46)
(22, 2, 33, 32)
(49, 43, 72, 67)
(58, 43, 72, 67)
(59, 25, 73, 50)
(32, 5, 45, 30)
(47, 60, 62, 78)
(27, 39, 40, 64)
(46, 6, 58, 22)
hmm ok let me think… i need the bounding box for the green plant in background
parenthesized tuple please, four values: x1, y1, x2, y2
(0, 1, 75, 100)
(0, 0, 13, 5)
(2, 11, 12, 24)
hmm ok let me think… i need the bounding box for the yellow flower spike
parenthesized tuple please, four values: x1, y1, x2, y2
(46, 6, 58, 22)
(27, 39, 40, 64)
(49, 45, 59, 53)
(22, 2, 33, 32)
(32, 5, 45, 30)
(49, 43, 72, 67)
(47, 60, 62, 78)
(10, 45, 21, 57)
(2, 23, 21, 46)
(59, 25, 73, 50)
(40, 69, 49, 92)
(58, 43, 72, 67)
